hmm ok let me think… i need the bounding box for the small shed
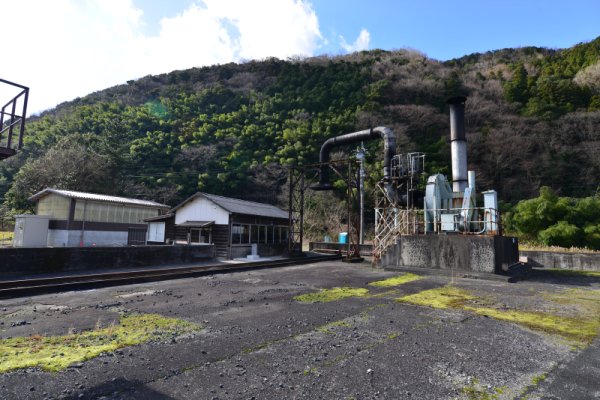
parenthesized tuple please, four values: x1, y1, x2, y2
(163, 192, 289, 259)
(28, 188, 170, 247)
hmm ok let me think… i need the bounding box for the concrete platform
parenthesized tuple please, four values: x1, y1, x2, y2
(0, 260, 599, 399)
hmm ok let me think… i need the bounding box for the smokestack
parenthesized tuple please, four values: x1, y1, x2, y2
(447, 96, 467, 192)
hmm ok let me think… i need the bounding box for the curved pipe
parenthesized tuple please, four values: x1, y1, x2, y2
(313, 126, 396, 199)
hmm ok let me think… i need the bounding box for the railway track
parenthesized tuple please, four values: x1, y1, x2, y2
(0, 254, 341, 298)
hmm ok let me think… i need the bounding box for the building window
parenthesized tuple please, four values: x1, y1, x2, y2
(191, 228, 210, 244)
(232, 224, 250, 244)
(232, 224, 243, 244)
(281, 227, 289, 243)
(251, 225, 259, 244)
(148, 222, 165, 243)
(241, 225, 250, 244)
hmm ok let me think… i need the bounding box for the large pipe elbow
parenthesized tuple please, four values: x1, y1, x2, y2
(314, 126, 396, 198)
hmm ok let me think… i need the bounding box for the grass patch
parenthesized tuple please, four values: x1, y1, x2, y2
(397, 286, 477, 309)
(0, 313, 200, 373)
(519, 242, 600, 254)
(398, 285, 600, 346)
(368, 273, 422, 287)
(294, 287, 369, 303)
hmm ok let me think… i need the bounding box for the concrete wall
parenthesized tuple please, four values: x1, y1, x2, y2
(378, 235, 519, 274)
(47, 229, 129, 247)
(309, 242, 374, 255)
(0, 245, 215, 280)
(230, 244, 287, 259)
(520, 250, 600, 272)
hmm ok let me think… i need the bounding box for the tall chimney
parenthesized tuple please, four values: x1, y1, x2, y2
(448, 96, 467, 192)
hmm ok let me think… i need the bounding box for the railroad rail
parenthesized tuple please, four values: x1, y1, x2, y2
(0, 254, 341, 298)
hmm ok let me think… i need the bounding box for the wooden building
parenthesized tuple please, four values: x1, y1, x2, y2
(28, 188, 169, 247)
(147, 192, 289, 259)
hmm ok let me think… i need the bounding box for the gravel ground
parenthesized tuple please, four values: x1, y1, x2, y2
(0, 260, 599, 400)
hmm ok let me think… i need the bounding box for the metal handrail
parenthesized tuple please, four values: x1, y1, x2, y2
(0, 78, 29, 152)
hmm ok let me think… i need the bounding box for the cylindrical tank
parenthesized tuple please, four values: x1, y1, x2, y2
(448, 96, 467, 193)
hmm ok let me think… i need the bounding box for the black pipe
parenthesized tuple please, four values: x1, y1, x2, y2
(312, 127, 396, 197)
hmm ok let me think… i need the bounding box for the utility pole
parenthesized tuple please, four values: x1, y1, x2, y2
(356, 143, 366, 245)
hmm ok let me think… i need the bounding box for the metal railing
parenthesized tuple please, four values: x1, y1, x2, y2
(373, 207, 502, 262)
(0, 78, 29, 158)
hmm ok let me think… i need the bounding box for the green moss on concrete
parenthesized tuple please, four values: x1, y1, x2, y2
(467, 306, 599, 346)
(294, 287, 369, 303)
(397, 286, 476, 309)
(0, 313, 200, 373)
(460, 379, 505, 400)
(398, 285, 600, 346)
(368, 273, 422, 287)
(531, 373, 547, 385)
(317, 320, 352, 334)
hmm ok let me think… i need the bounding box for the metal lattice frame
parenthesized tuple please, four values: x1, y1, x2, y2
(288, 167, 305, 256)
(287, 160, 361, 260)
(0, 78, 29, 160)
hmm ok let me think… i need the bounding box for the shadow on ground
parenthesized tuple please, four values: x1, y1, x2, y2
(64, 378, 176, 400)
(522, 269, 600, 287)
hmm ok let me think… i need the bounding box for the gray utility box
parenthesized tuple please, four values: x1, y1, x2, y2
(13, 215, 51, 247)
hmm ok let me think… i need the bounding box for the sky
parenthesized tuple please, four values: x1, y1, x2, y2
(1, 0, 599, 115)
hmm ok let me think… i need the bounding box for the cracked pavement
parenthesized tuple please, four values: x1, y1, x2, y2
(1, 260, 599, 399)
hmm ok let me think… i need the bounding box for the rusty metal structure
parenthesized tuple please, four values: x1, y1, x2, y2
(0, 78, 29, 160)
(288, 126, 397, 261)
(288, 159, 361, 261)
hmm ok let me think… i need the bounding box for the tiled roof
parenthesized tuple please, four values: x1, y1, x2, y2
(29, 188, 170, 209)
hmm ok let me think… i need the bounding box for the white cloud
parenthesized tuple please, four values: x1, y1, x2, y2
(0, 0, 323, 115)
(340, 29, 371, 53)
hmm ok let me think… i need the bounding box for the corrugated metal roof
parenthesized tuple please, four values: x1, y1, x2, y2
(172, 192, 288, 220)
(144, 213, 174, 222)
(29, 188, 170, 209)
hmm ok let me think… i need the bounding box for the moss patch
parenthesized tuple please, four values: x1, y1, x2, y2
(398, 285, 600, 346)
(317, 320, 352, 333)
(368, 273, 422, 287)
(461, 379, 504, 400)
(467, 306, 599, 345)
(397, 286, 477, 309)
(0, 313, 201, 373)
(294, 287, 369, 303)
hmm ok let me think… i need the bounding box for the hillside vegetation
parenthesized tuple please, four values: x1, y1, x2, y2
(1, 38, 599, 244)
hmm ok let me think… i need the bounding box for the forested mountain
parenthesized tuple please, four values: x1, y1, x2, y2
(1, 37, 600, 220)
